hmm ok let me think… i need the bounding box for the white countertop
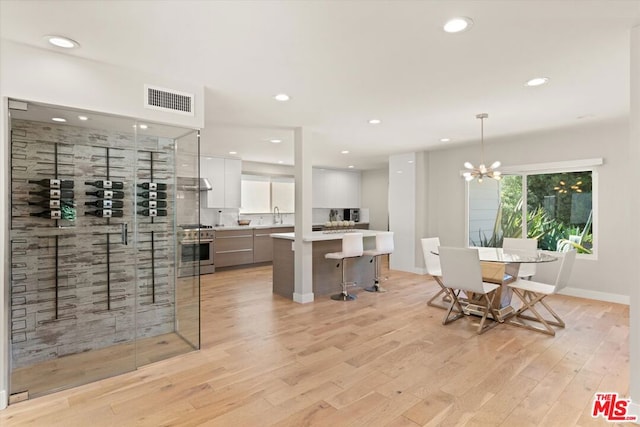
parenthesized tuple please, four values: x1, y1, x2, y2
(271, 230, 383, 242)
(212, 224, 294, 231)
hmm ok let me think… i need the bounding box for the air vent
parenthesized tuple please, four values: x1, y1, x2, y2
(144, 85, 194, 116)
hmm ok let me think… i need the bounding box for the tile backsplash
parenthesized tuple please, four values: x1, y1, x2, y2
(200, 207, 369, 226)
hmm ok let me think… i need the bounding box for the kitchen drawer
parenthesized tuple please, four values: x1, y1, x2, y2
(253, 227, 294, 263)
(215, 230, 253, 267)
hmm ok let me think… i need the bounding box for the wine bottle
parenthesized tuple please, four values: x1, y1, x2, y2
(137, 182, 167, 191)
(84, 180, 124, 189)
(138, 191, 167, 200)
(29, 189, 74, 199)
(28, 199, 74, 209)
(29, 179, 74, 189)
(84, 199, 123, 209)
(30, 210, 62, 219)
(137, 200, 167, 208)
(85, 209, 124, 218)
(85, 190, 125, 199)
(138, 209, 167, 217)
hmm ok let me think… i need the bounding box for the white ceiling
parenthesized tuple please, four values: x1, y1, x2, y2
(1, 0, 639, 170)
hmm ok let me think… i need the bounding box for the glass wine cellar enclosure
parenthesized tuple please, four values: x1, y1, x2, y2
(7, 100, 201, 401)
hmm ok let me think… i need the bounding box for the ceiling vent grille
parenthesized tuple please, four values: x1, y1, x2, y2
(144, 85, 194, 116)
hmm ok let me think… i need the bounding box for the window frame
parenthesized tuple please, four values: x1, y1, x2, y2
(464, 158, 601, 260)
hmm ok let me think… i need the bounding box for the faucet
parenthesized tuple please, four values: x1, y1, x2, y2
(273, 206, 282, 224)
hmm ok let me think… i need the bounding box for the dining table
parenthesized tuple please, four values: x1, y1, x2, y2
(434, 246, 558, 321)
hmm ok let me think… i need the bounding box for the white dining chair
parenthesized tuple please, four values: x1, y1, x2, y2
(438, 246, 501, 334)
(506, 249, 576, 336)
(503, 237, 538, 279)
(363, 231, 394, 292)
(420, 237, 451, 309)
(325, 232, 364, 301)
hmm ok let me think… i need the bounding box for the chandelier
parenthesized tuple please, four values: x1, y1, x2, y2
(463, 113, 501, 182)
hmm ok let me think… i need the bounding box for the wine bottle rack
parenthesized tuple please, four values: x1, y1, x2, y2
(84, 147, 125, 220)
(27, 143, 76, 222)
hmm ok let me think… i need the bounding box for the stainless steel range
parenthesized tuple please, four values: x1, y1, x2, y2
(178, 224, 215, 277)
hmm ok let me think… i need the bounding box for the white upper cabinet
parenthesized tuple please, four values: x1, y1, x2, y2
(200, 156, 241, 208)
(312, 168, 361, 208)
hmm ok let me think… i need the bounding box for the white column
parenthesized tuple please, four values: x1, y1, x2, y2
(293, 127, 314, 303)
(388, 152, 417, 272)
(629, 25, 640, 418)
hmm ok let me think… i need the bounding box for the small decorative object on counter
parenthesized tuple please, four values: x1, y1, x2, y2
(322, 220, 356, 233)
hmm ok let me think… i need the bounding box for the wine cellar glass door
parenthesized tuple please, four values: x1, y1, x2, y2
(8, 101, 200, 401)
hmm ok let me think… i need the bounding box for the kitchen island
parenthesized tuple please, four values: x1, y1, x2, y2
(271, 230, 384, 299)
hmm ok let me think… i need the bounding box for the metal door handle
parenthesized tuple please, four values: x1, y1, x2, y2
(121, 223, 128, 245)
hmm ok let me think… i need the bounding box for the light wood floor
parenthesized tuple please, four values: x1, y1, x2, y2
(1, 264, 630, 426)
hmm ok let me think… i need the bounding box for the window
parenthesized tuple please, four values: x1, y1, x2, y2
(468, 163, 596, 255)
(240, 174, 294, 213)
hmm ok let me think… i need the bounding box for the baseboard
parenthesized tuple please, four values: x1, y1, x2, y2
(0, 390, 7, 410)
(559, 287, 630, 305)
(293, 292, 314, 304)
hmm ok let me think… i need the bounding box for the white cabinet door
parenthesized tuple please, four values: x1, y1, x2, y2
(343, 170, 361, 208)
(312, 168, 361, 208)
(201, 156, 225, 208)
(224, 158, 241, 208)
(312, 168, 329, 208)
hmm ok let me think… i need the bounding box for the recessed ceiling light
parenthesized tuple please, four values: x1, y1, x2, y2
(443, 17, 473, 33)
(229, 151, 237, 155)
(348, 165, 355, 169)
(269, 139, 282, 144)
(78, 115, 89, 121)
(396, 170, 403, 174)
(278, 160, 284, 164)
(368, 119, 382, 124)
(408, 160, 414, 164)
(341, 150, 350, 154)
(138, 124, 149, 130)
(274, 93, 290, 101)
(525, 77, 550, 87)
(44, 35, 80, 49)
(51, 117, 66, 122)
(440, 138, 451, 142)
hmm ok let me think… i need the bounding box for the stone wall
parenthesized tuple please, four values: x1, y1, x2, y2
(10, 119, 177, 369)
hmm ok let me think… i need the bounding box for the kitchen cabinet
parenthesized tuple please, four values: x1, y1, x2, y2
(214, 229, 253, 267)
(200, 157, 241, 208)
(312, 168, 361, 208)
(253, 226, 294, 263)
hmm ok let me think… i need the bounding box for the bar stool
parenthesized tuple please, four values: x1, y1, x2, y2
(325, 232, 364, 301)
(363, 231, 394, 292)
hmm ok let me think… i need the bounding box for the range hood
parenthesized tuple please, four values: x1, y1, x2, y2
(177, 177, 212, 191)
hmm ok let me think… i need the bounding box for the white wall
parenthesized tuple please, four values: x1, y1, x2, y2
(427, 118, 631, 301)
(361, 168, 389, 231)
(628, 25, 639, 417)
(0, 40, 204, 409)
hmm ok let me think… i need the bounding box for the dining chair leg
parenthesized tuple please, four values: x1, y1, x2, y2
(427, 277, 452, 309)
(442, 289, 465, 325)
(507, 289, 556, 335)
(476, 291, 499, 334)
(516, 291, 566, 328)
